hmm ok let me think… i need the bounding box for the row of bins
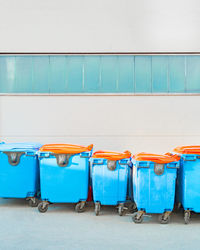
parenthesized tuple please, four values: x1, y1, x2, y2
(0, 142, 133, 215)
(0, 142, 199, 224)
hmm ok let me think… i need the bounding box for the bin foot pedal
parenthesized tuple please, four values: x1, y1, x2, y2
(125, 202, 137, 214)
(27, 197, 39, 207)
(75, 201, 86, 213)
(158, 211, 171, 224)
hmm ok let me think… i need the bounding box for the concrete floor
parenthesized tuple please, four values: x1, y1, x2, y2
(0, 199, 200, 250)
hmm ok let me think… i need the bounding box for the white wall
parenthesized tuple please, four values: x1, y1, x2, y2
(0, 95, 200, 154)
(0, 1, 199, 154)
(0, 0, 199, 52)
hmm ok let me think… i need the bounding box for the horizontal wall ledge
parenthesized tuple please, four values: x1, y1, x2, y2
(0, 93, 200, 96)
(1, 135, 200, 137)
(0, 52, 200, 55)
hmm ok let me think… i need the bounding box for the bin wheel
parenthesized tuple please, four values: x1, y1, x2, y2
(158, 214, 170, 224)
(132, 212, 143, 223)
(95, 202, 101, 216)
(28, 198, 39, 207)
(38, 202, 48, 213)
(75, 202, 86, 213)
(184, 211, 191, 224)
(118, 205, 126, 216)
(128, 202, 137, 214)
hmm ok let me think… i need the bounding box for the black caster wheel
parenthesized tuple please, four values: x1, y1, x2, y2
(118, 205, 126, 216)
(158, 214, 170, 224)
(132, 212, 143, 223)
(28, 198, 39, 207)
(95, 202, 101, 216)
(75, 202, 86, 213)
(184, 211, 190, 224)
(38, 202, 48, 213)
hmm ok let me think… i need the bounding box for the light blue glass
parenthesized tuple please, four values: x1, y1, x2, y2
(169, 56, 186, 93)
(118, 56, 134, 93)
(0, 55, 199, 94)
(152, 56, 168, 92)
(66, 56, 83, 93)
(49, 56, 67, 93)
(135, 56, 152, 93)
(0, 56, 16, 93)
(186, 56, 200, 93)
(84, 56, 101, 92)
(101, 56, 118, 93)
(32, 56, 49, 93)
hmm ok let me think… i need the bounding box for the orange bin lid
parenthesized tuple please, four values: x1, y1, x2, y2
(133, 152, 180, 164)
(39, 144, 93, 154)
(92, 150, 131, 161)
(173, 145, 200, 155)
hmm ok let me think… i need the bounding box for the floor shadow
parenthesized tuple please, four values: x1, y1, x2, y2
(0, 198, 28, 207)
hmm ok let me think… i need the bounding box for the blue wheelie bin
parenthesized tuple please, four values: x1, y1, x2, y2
(38, 143, 93, 213)
(174, 145, 200, 224)
(91, 150, 132, 216)
(132, 152, 180, 224)
(0, 142, 42, 206)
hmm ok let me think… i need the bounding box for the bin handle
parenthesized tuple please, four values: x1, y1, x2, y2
(38, 152, 50, 158)
(25, 151, 36, 157)
(182, 156, 196, 161)
(119, 162, 127, 165)
(137, 165, 150, 168)
(92, 160, 104, 165)
(119, 160, 131, 166)
(166, 164, 179, 169)
(80, 153, 90, 158)
(137, 163, 179, 169)
(137, 162, 150, 168)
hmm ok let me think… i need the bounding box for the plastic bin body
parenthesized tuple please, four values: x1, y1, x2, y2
(0, 143, 41, 198)
(177, 154, 200, 212)
(91, 158, 129, 205)
(133, 160, 178, 214)
(39, 152, 90, 203)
